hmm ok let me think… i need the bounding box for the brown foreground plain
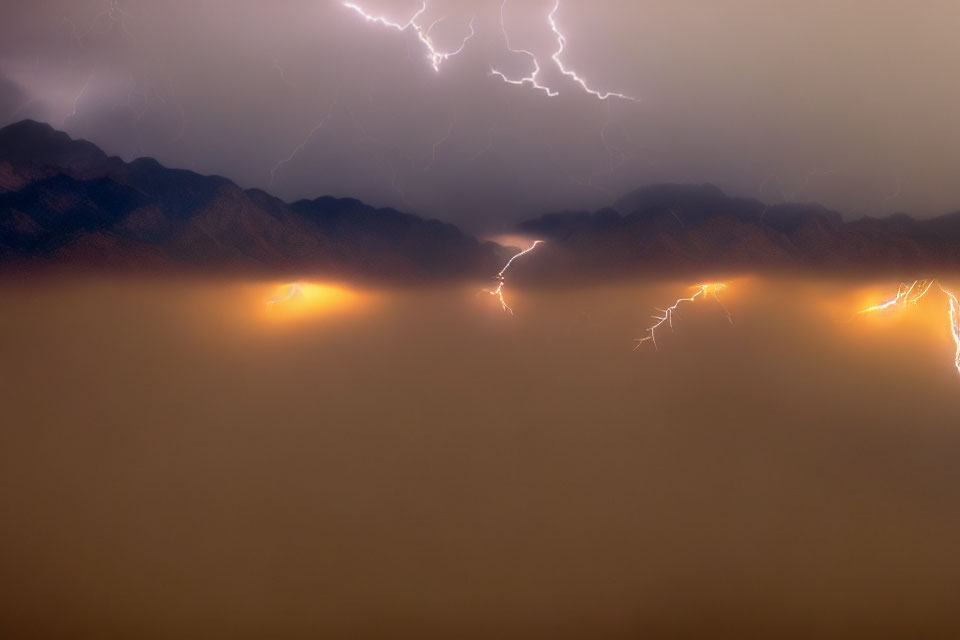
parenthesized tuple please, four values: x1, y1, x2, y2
(2, 275, 960, 639)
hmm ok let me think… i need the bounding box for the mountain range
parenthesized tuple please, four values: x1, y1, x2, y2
(517, 184, 960, 279)
(0, 120, 501, 279)
(2, 119, 959, 280)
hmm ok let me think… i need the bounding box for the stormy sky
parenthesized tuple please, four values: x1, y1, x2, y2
(0, 0, 958, 231)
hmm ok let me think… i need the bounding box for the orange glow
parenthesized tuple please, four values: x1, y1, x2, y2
(261, 281, 369, 321)
(853, 279, 960, 375)
(856, 280, 935, 315)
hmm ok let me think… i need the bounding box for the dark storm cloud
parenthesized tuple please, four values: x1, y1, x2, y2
(2, 0, 960, 230)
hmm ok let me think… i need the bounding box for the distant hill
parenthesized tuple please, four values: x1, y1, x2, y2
(515, 183, 960, 278)
(4, 120, 960, 281)
(0, 120, 502, 278)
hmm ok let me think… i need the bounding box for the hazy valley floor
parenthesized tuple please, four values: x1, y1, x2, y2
(2, 276, 960, 638)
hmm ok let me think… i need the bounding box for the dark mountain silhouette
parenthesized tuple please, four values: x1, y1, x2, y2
(516, 183, 960, 279)
(0, 120, 502, 278)
(4, 120, 960, 281)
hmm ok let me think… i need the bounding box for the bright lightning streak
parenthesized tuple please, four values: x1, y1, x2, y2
(343, 2, 475, 73)
(491, 0, 638, 101)
(346, 0, 637, 101)
(858, 280, 960, 375)
(857, 279, 934, 315)
(490, 0, 559, 97)
(343, 1, 426, 33)
(547, 1, 639, 102)
(635, 283, 731, 350)
(942, 285, 960, 375)
(483, 240, 544, 315)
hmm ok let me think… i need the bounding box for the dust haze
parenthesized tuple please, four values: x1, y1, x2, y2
(2, 275, 960, 638)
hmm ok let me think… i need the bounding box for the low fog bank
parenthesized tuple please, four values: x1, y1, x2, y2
(2, 276, 960, 638)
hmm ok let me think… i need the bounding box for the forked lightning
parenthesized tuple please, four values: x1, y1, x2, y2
(347, 0, 637, 101)
(858, 279, 960, 374)
(635, 283, 732, 350)
(343, 2, 475, 73)
(484, 240, 543, 315)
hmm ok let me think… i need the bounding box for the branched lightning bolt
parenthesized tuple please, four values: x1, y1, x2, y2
(270, 90, 341, 188)
(343, 2, 475, 73)
(483, 240, 544, 315)
(635, 283, 732, 350)
(547, 1, 639, 102)
(942, 285, 960, 374)
(57, 2, 189, 144)
(491, 0, 638, 102)
(345, 0, 637, 101)
(858, 280, 960, 375)
(490, 0, 559, 97)
(856, 279, 934, 315)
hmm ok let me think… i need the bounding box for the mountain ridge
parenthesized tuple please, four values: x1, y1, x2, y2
(3, 119, 960, 281)
(0, 120, 502, 279)
(515, 183, 960, 279)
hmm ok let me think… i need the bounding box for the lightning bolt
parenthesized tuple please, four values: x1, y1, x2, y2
(343, 2, 475, 73)
(270, 90, 340, 188)
(490, 0, 559, 97)
(635, 283, 732, 350)
(491, 0, 638, 102)
(547, 1, 640, 102)
(64, 0, 131, 47)
(268, 283, 305, 305)
(424, 118, 455, 170)
(857, 280, 960, 375)
(345, 0, 637, 102)
(56, 2, 189, 144)
(64, 74, 94, 127)
(483, 240, 544, 315)
(943, 285, 960, 374)
(857, 279, 934, 315)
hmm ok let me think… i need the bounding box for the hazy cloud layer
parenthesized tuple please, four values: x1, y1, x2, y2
(2, 0, 959, 230)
